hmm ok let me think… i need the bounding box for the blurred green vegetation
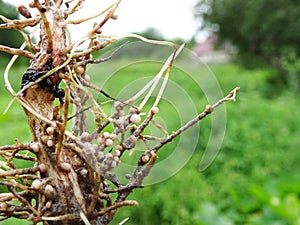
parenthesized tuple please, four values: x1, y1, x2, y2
(195, 0, 300, 92)
(109, 63, 300, 225)
(0, 59, 299, 224)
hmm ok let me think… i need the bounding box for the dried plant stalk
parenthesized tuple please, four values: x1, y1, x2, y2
(0, 1, 239, 225)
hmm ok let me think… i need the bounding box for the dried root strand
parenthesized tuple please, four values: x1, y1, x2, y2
(0, 45, 34, 59)
(150, 87, 241, 154)
(94, 200, 138, 217)
(0, 166, 41, 178)
(0, 15, 39, 30)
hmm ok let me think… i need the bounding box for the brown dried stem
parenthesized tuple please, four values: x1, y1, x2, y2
(0, 45, 34, 59)
(149, 87, 241, 154)
(0, 15, 39, 30)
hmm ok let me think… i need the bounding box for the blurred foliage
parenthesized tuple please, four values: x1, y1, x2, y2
(103, 63, 299, 225)
(0, 0, 25, 63)
(194, 0, 300, 91)
(138, 27, 165, 41)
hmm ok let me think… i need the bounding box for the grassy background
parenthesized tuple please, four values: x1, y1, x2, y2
(0, 60, 299, 225)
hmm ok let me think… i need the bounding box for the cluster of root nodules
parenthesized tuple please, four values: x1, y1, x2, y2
(0, 0, 240, 223)
(0, 65, 240, 225)
(0, 64, 165, 224)
(0, 0, 179, 223)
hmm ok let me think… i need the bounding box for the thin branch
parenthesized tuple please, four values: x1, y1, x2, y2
(93, 200, 138, 216)
(23, 33, 39, 53)
(0, 45, 34, 59)
(151, 119, 168, 136)
(141, 135, 164, 141)
(71, 38, 116, 58)
(89, 0, 122, 35)
(0, 165, 43, 178)
(41, 214, 80, 221)
(61, 36, 90, 55)
(0, 143, 31, 152)
(150, 87, 241, 154)
(3, 41, 27, 100)
(0, 16, 39, 30)
(67, 106, 91, 121)
(116, 33, 177, 49)
(74, 41, 128, 67)
(65, 0, 84, 16)
(55, 0, 64, 9)
(65, 1, 112, 24)
(5, 153, 36, 162)
(132, 113, 154, 138)
(139, 151, 157, 178)
(78, 77, 136, 108)
(7, 186, 39, 215)
(56, 87, 70, 161)
(33, 0, 53, 52)
(69, 67, 109, 119)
